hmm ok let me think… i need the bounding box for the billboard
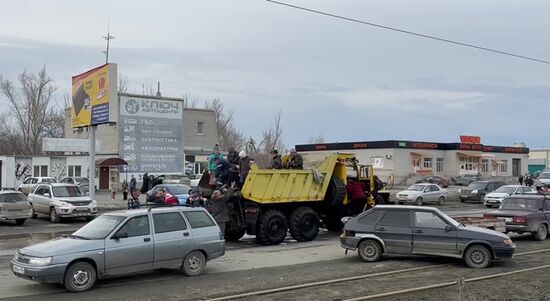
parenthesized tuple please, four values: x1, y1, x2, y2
(119, 95, 184, 174)
(71, 63, 118, 128)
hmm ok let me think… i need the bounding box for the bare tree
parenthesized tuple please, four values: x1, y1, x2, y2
(182, 92, 200, 109)
(0, 67, 58, 155)
(118, 74, 129, 94)
(204, 98, 246, 151)
(247, 111, 285, 168)
(308, 134, 326, 144)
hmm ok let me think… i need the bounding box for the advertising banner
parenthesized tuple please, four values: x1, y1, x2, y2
(71, 63, 118, 128)
(119, 95, 183, 174)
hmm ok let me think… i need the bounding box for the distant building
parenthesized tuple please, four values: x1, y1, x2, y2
(296, 138, 529, 185)
(528, 148, 550, 175)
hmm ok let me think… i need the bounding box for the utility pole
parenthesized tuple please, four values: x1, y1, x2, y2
(102, 20, 115, 64)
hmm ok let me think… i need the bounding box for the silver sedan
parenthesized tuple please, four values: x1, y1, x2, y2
(396, 183, 447, 206)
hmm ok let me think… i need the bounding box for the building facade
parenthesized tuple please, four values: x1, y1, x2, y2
(296, 140, 529, 185)
(528, 148, 550, 175)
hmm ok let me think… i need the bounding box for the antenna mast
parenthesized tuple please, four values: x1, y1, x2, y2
(102, 20, 115, 64)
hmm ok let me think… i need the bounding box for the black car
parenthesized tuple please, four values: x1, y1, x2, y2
(415, 176, 449, 188)
(459, 181, 506, 203)
(340, 205, 515, 268)
(484, 195, 550, 241)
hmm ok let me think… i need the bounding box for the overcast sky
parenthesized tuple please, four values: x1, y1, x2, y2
(1, 0, 549, 148)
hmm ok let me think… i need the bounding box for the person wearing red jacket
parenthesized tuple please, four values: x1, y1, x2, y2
(346, 178, 369, 215)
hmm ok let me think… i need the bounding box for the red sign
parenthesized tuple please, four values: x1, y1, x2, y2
(459, 143, 482, 151)
(460, 135, 481, 144)
(411, 143, 438, 149)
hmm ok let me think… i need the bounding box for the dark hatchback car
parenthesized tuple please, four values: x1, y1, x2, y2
(459, 181, 506, 203)
(340, 205, 515, 268)
(416, 176, 449, 188)
(484, 195, 550, 241)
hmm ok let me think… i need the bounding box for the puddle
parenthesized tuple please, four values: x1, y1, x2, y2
(0, 232, 72, 250)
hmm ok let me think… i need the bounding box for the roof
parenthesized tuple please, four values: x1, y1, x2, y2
(374, 205, 439, 211)
(104, 206, 206, 217)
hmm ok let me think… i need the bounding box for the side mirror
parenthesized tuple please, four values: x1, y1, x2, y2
(112, 232, 128, 240)
(445, 225, 454, 232)
(44, 193, 51, 198)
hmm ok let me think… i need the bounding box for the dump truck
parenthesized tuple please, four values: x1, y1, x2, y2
(202, 153, 391, 245)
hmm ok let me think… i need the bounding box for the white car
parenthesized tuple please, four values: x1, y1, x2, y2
(482, 185, 535, 208)
(17, 177, 57, 196)
(537, 172, 550, 187)
(396, 183, 447, 206)
(27, 183, 98, 223)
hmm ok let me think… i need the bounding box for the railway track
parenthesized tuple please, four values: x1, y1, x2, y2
(203, 248, 550, 301)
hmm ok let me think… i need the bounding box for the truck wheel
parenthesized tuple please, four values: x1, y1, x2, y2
(50, 207, 60, 223)
(289, 207, 320, 242)
(464, 245, 491, 269)
(326, 177, 346, 207)
(533, 224, 548, 241)
(256, 209, 288, 245)
(225, 227, 246, 242)
(64, 261, 97, 292)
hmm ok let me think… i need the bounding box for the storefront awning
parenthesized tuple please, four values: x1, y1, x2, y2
(95, 157, 128, 166)
(457, 151, 482, 157)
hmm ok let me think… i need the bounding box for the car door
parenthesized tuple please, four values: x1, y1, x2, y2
(430, 185, 441, 202)
(412, 211, 458, 256)
(33, 185, 49, 214)
(104, 214, 154, 275)
(152, 211, 193, 268)
(423, 185, 435, 202)
(374, 210, 412, 254)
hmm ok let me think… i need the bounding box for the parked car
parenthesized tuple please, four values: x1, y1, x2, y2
(11, 207, 225, 292)
(340, 205, 515, 268)
(147, 184, 191, 205)
(0, 191, 33, 225)
(154, 174, 191, 186)
(459, 181, 506, 203)
(60, 177, 90, 194)
(17, 177, 57, 196)
(415, 176, 449, 188)
(537, 172, 550, 188)
(450, 174, 481, 186)
(396, 184, 447, 206)
(484, 195, 550, 241)
(483, 185, 535, 208)
(27, 183, 98, 223)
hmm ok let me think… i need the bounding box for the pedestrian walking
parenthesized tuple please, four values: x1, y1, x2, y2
(518, 174, 524, 186)
(109, 177, 118, 201)
(121, 180, 128, 201)
(130, 175, 137, 194)
(270, 149, 283, 169)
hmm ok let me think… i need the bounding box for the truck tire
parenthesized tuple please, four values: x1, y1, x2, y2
(289, 207, 320, 242)
(325, 177, 346, 207)
(256, 209, 288, 245)
(225, 227, 246, 242)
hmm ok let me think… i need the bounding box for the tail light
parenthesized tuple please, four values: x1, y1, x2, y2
(513, 216, 527, 224)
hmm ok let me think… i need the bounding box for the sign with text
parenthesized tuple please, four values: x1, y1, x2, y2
(460, 135, 481, 144)
(119, 95, 183, 173)
(71, 64, 118, 128)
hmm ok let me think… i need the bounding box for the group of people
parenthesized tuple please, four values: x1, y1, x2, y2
(518, 173, 547, 192)
(208, 144, 252, 189)
(268, 149, 303, 170)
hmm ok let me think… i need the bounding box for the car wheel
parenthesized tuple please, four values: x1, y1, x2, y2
(63, 262, 97, 292)
(437, 196, 445, 205)
(15, 219, 26, 225)
(533, 224, 548, 241)
(30, 205, 37, 219)
(415, 197, 423, 206)
(479, 195, 485, 204)
(397, 201, 404, 205)
(181, 251, 206, 276)
(50, 207, 61, 223)
(357, 239, 383, 262)
(464, 245, 492, 269)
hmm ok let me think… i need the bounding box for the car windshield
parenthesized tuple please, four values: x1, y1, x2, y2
(41, 178, 57, 183)
(72, 215, 126, 239)
(0, 193, 27, 203)
(52, 186, 83, 197)
(407, 185, 425, 191)
(501, 198, 542, 211)
(467, 182, 487, 189)
(166, 185, 191, 195)
(494, 187, 516, 194)
(539, 173, 550, 179)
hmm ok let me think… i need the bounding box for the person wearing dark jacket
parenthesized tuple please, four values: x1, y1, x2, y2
(140, 173, 149, 194)
(227, 148, 240, 184)
(206, 183, 235, 236)
(270, 149, 283, 169)
(238, 151, 252, 187)
(288, 149, 303, 169)
(216, 158, 232, 186)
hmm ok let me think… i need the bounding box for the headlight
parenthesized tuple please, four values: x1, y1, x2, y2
(90, 200, 97, 206)
(503, 239, 514, 246)
(59, 201, 71, 207)
(28, 256, 52, 266)
(471, 190, 478, 194)
(13, 252, 20, 261)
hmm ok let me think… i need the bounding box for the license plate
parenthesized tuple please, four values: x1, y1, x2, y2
(505, 217, 513, 222)
(12, 265, 24, 274)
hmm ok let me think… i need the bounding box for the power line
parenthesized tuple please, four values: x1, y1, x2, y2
(266, 0, 550, 65)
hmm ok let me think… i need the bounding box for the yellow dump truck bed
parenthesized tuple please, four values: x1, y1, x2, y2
(241, 153, 353, 204)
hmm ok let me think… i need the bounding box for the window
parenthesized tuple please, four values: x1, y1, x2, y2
(184, 211, 216, 228)
(423, 158, 433, 169)
(68, 165, 82, 177)
(33, 165, 48, 177)
(436, 158, 444, 173)
(481, 159, 489, 173)
(379, 211, 411, 227)
(414, 212, 448, 229)
(430, 185, 439, 192)
(412, 158, 420, 167)
(153, 212, 187, 233)
(500, 160, 508, 173)
(358, 210, 383, 225)
(197, 121, 204, 135)
(117, 215, 150, 237)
